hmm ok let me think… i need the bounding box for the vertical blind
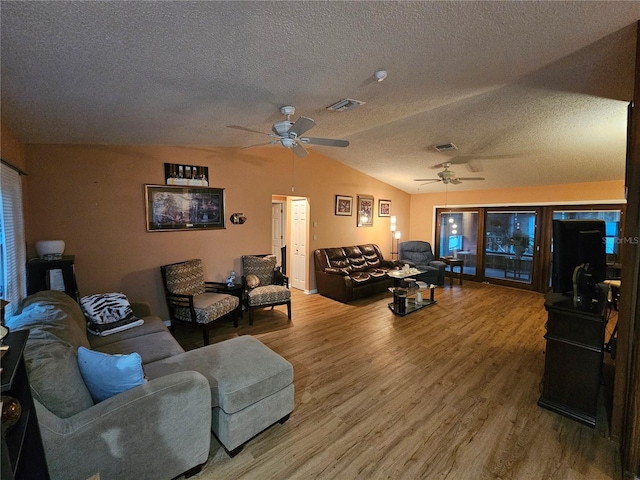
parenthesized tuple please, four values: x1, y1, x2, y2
(1, 162, 26, 316)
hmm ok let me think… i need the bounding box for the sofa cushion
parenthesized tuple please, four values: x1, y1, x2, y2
(173, 292, 239, 324)
(10, 291, 90, 350)
(26, 337, 94, 418)
(77, 347, 146, 402)
(325, 248, 351, 270)
(88, 315, 169, 350)
(143, 335, 293, 414)
(247, 285, 291, 306)
(93, 331, 185, 364)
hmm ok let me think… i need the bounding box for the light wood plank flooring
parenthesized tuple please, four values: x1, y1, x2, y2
(173, 281, 621, 480)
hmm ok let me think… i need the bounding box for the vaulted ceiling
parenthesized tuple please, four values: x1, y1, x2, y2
(2, 1, 640, 193)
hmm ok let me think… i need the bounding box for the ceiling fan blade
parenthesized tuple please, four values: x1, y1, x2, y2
(226, 125, 272, 136)
(457, 177, 485, 181)
(293, 142, 308, 158)
(299, 137, 349, 147)
(241, 140, 278, 149)
(450, 179, 462, 185)
(288, 117, 316, 137)
(418, 180, 441, 186)
(414, 178, 441, 182)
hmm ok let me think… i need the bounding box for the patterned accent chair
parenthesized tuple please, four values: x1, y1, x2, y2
(242, 254, 292, 325)
(161, 259, 241, 345)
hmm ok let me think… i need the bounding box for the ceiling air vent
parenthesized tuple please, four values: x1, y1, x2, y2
(327, 98, 365, 112)
(433, 143, 458, 152)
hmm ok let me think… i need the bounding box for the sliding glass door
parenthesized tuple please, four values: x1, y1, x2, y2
(438, 211, 479, 275)
(436, 204, 624, 292)
(485, 210, 536, 285)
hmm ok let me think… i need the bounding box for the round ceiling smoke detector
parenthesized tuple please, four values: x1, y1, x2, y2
(373, 70, 387, 82)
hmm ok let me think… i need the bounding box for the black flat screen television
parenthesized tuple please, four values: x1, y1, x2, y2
(551, 219, 606, 294)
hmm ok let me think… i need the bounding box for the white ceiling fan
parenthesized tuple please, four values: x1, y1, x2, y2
(414, 162, 485, 185)
(227, 105, 349, 158)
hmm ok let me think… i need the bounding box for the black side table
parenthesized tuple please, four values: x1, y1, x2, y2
(1, 330, 50, 479)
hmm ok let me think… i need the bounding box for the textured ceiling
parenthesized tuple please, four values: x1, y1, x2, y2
(2, 1, 640, 194)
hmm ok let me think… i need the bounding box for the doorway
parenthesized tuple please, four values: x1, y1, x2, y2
(290, 198, 308, 291)
(271, 201, 285, 269)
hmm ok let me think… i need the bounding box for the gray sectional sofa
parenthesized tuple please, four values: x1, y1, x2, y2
(6, 290, 294, 480)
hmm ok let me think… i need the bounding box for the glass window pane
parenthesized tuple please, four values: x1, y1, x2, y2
(485, 211, 535, 284)
(552, 209, 620, 256)
(439, 211, 478, 275)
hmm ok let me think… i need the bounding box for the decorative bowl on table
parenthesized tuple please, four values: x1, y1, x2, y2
(35, 240, 65, 260)
(1, 395, 22, 432)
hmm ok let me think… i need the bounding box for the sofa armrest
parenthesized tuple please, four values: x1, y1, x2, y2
(429, 260, 447, 270)
(36, 371, 211, 480)
(130, 301, 152, 318)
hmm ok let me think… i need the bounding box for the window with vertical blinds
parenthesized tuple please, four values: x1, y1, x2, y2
(1, 162, 26, 316)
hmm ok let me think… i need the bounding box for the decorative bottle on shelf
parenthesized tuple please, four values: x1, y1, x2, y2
(415, 291, 423, 306)
(226, 271, 236, 287)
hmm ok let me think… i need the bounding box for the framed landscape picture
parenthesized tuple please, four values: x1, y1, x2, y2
(145, 184, 225, 231)
(357, 195, 374, 227)
(335, 195, 353, 216)
(378, 199, 391, 217)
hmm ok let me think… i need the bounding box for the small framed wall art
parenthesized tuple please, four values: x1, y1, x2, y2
(378, 199, 391, 217)
(165, 163, 209, 186)
(145, 184, 225, 231)
(357, 195, 374, 227)
(335, 195, 353, 216)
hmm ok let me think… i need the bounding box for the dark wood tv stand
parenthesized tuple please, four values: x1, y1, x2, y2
(538, 292, 607, 427)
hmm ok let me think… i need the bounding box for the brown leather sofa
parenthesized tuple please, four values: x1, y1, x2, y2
(313, 244, 400, 303)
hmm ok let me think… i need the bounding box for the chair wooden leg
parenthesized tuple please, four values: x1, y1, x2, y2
(249, 307, 254, 326)
(202, 325, 210, 346)
(287, 301, 292, 320)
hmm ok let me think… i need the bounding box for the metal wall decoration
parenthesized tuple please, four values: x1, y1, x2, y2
(230, 213, 247, 225)
(145, 184, 225, 231)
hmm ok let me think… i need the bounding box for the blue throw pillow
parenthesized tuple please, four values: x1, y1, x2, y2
(77, 347, 145, 403)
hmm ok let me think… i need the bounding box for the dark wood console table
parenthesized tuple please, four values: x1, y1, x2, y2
(538, 293, 607, 427)
(1, 330, 50, 479)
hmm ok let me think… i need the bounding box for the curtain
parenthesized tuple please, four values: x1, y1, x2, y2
(1, 162, 26, 317)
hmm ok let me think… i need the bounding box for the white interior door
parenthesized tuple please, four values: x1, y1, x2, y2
(291, 198, 307, 291)
(271, 202, 284, 267)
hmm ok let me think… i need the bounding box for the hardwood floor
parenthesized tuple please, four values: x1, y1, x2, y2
(173, 281, 621, 480)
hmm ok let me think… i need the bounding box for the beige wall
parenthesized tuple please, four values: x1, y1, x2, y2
(23, 144, 409, 317)
(1, 124, 26, 171)
(13, 130, 625, 318)
(409, 180, 626, 243)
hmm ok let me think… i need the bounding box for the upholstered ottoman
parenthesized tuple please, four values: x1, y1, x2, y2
(144, 335, 294, 456)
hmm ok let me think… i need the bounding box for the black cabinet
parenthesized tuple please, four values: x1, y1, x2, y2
(538, 293, 607, 427)
(27, 255, 78, 300)
(1, 330, 50, 479)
